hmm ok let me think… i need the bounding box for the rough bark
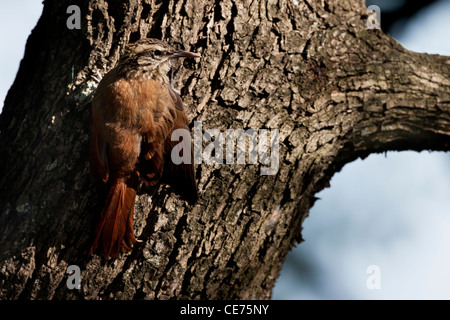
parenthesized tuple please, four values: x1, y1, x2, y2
(0, 0, 449, 300)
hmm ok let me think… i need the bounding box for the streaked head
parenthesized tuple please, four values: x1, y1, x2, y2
(118, 38, 200, 82)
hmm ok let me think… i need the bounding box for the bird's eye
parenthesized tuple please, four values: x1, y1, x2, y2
(154, 50, 162, 56)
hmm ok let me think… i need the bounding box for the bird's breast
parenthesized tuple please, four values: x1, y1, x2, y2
(100, 78, 175, 134)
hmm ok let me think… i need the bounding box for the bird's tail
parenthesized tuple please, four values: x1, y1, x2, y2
(90, 179, 137, 259)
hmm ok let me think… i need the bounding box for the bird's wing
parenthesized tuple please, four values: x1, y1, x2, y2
(139, 85, 198, 203)
(161, 87, 198, 203)
(89, 107, 110, 183)
(160, 119, 198, 204)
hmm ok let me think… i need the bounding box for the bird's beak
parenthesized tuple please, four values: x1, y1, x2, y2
(171, 51, 201, 59)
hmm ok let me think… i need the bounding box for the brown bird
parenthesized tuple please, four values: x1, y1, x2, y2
(89, 38, 200, 259)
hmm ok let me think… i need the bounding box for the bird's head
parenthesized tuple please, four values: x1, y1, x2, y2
(118, 38, 200, 83)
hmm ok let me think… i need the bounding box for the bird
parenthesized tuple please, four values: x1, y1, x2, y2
(89, 38, 200, 259)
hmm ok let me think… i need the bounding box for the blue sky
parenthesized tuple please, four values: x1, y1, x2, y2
(0, 1, 43, 108)
(1, 1, 449, 300)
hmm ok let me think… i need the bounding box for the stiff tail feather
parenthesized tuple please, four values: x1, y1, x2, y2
(90, 179, 138, 259)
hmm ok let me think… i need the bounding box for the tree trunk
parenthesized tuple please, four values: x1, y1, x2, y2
(0, 0, 449, 300)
